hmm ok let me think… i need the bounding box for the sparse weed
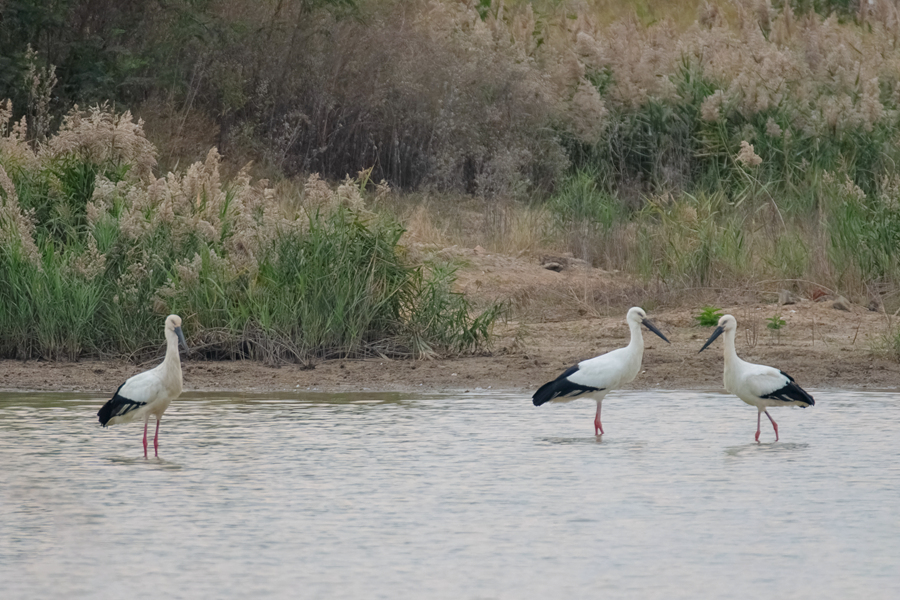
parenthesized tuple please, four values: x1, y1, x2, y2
(767, 313, 786, 344)
(766, 315, 786, 331)
(890, 329, 900, 361)
(695, 306, 724, 327)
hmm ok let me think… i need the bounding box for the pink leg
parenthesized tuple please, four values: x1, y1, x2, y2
(765, 411, 779, 442)
(154, 418, 161, 457)
(142, 419, 149, 458)
(755, 411, 761, 443)
(594, 403, 604, 435)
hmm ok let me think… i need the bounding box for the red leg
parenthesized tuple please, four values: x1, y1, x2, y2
(755, 411, 761, 443)
(594, 403, 604, 435)
(142, 419, 149, 458)
(765, 411, 779, 442)
(154, 418, 161, 457)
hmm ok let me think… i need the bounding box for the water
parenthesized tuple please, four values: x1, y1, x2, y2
(1, 389, 898, 599)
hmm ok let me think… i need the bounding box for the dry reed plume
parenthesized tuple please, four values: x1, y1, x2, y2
(0, 102, 498, 360)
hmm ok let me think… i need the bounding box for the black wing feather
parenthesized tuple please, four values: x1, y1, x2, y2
(760, 371, 815, 407)
(532, 365, 603, 406)
(97, 382, 147, 426)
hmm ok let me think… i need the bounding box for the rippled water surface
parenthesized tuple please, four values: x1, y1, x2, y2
(1, 389, 899, 599)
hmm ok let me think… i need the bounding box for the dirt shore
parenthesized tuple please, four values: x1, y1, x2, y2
(1, 249, 897, 395)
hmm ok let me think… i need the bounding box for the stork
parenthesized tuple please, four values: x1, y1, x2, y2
(97, 314, 189, 458)
(532, 307, 670, 435)
(699, 314, 814, 442)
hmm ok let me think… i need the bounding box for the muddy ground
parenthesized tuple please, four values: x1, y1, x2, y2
(1, 246, 897, 395)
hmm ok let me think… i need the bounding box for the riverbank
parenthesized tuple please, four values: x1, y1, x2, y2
(2, 249, 896, 395)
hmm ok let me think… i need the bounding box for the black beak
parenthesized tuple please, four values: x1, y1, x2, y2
(698, 326, 724, 353)
(175, 326, 189, 352)
(642, 318, 670, 344)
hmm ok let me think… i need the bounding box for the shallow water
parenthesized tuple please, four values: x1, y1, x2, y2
(1, 389, 898, 599)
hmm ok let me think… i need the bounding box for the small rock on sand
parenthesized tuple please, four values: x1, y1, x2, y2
(779, 289, 799, 305)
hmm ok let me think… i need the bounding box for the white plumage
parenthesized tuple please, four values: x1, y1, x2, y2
(97, 314, 189, 457)
(699, 314, 815, 442)
(532, 307, 670, 435)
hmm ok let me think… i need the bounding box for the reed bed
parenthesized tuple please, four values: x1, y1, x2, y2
(0, 104, 500, 361)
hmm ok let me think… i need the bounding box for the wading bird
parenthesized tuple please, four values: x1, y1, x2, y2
(97, 314, 189, 458)
(699, 314, 814, 442)
(532, 307, 670, 435)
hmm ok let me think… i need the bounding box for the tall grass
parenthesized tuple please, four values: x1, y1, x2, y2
(544, 172, 900, 307)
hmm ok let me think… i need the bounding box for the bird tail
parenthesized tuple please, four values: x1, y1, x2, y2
(532, 379, 562, 406)
(532, 372, 602, 406)
(794, 385, 815, 407)
(777, 371, 815, 407)
(97, 384, 145, 427)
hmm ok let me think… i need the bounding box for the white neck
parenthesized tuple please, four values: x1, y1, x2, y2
(722, 326, 740, 367)
(159, 328, 184, 397)
(163, 328, 183, 371)
(627, 319, 644, 350)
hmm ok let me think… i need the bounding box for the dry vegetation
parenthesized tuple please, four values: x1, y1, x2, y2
(385, 1, 900, 317)
(3, 0, 900, 361)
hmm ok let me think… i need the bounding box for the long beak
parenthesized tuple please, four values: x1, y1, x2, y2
(698, 326, 724, 353)
(642, 318, 670, 344)
(174, 326, 189, 352)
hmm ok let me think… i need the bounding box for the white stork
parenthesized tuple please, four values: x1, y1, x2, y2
(97, 314, 189, 458)
(699, 314, 814, 442)
(532, 307, 670, 435)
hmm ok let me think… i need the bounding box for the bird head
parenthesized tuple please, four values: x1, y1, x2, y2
(627, 307, 670, 344)
(165, 314, 189, 352)
(698, 314, 737, 353)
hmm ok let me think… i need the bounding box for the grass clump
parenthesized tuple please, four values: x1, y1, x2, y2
(547, 170, 625, 229)
(0, 104, 500, 361)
